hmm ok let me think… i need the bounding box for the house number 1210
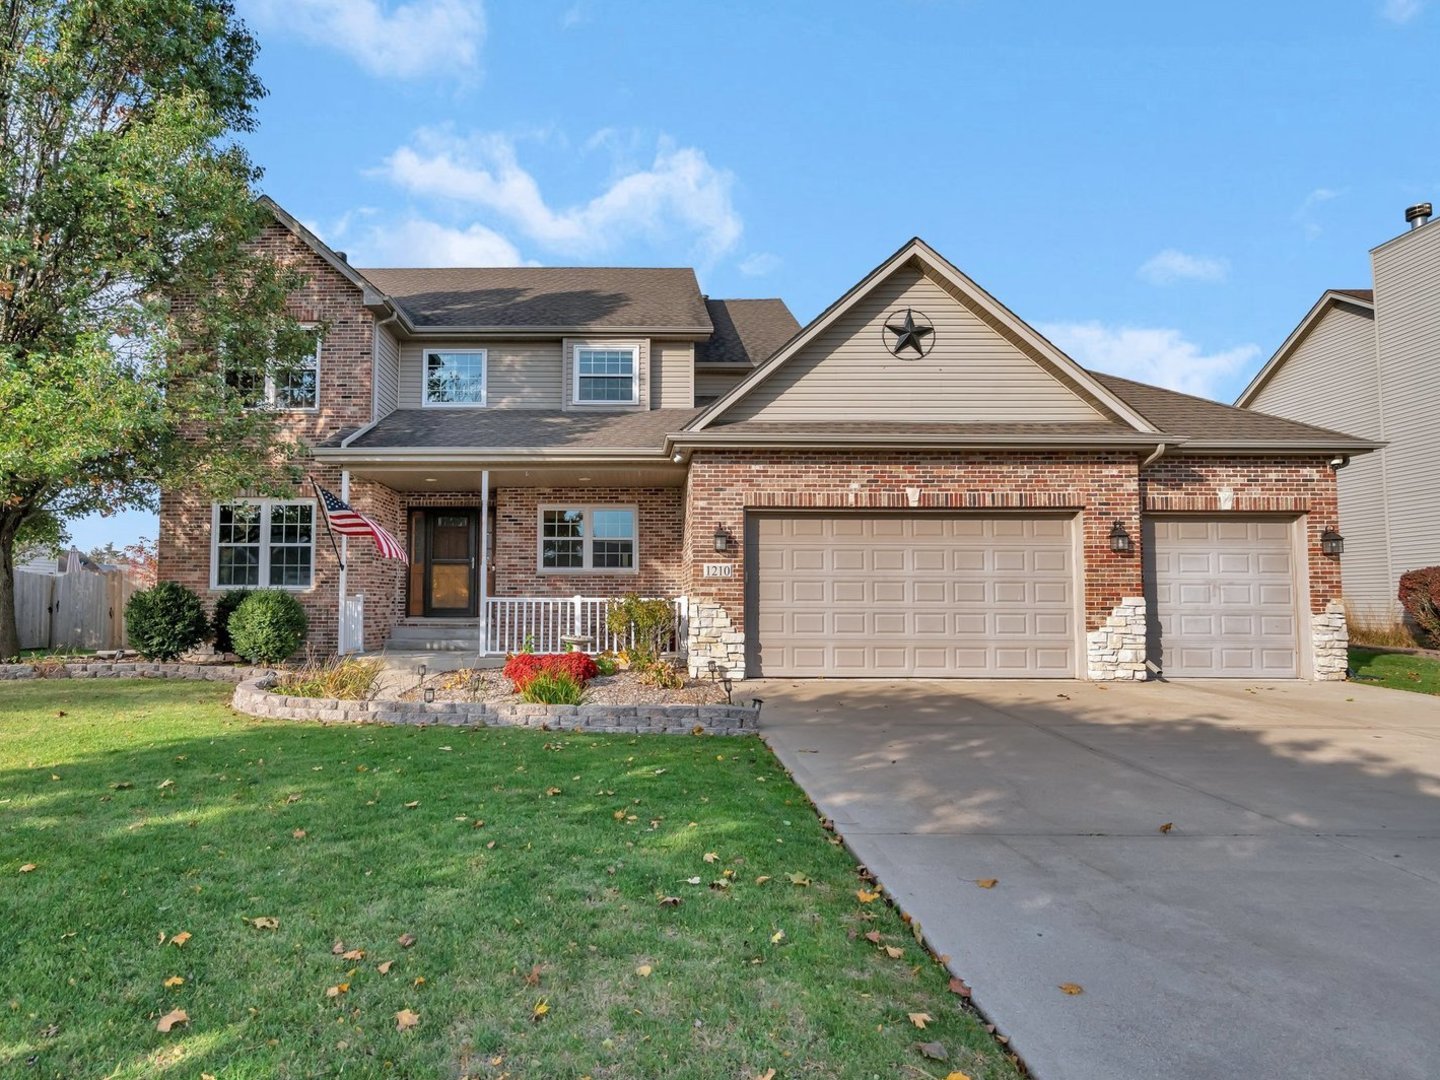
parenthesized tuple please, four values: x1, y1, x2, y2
(702, 563, 734, 578)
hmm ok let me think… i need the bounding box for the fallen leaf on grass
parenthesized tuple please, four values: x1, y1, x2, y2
(754, 875, 771, 886)
(545, 787, 562, 797)
(787, 872, 810, 887)
(531, 999, 549, 1022)
(703, 852, 719, 863)
(976, 878, 998, 889)
(770, 929, 786, 944)
(658, 896, 682, 907)
(18, 864, 36, 874)
(1059, 983, 1084, 995)
(948, 976, 972, 997)
(331, 940, 346, 955)
(635, 964, 653, 977)
(884, 946, 904, 959)
(170, 932, 191, 948)
(285, 792, 302, 804)
(325, 983, 349, 998)
(291, 829, 306, 839)
(398, 933, 417, 948)
(685, 876, 702, 886)
(918, 1040, 948, 1061)
(404, 801, 420, 809)
(111, 781, 134, 790)
(163, 976, 185, 988)
(856, 889, 880, 903)
(471, 819, 486, 829)
(245, 917, 279, 930)
(157, 779, 174, 790)
(341, 949, 365, 961)
(523, 964, 543, 987)
(1159, 822, 1174, 834)
(413, 976, 425, 987)
(908, 1012, 933, 1029)
(863, 931, 882, 944)
(945, 1072, 975, 1080)
(753, 1070, 776, 1080)
(377, 961, 393, 975)
(156, 1009, 188, 1033)
(396, 1008, 420, 1031)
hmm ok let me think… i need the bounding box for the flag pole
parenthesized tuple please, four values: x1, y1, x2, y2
(311, 480, 346, 572)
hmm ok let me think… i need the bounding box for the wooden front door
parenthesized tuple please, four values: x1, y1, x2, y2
(415, 510, 479, 617)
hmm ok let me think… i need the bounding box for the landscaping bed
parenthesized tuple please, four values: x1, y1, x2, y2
(0, 679, 1022, 1079)
(401, 666, 731, 706)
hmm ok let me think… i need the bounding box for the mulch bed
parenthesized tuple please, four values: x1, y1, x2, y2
(399, 667, 731, 706)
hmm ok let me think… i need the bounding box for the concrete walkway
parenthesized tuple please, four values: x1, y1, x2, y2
(757, 678, 1440, 1080)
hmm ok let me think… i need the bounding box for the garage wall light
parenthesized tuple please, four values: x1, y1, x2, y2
(1108, 521, 1133, 554)
(1320, 529, 1345, 556)
(713, 524, 730, 553)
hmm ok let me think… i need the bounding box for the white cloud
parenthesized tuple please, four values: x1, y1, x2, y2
(1382, 0, 1424, 23)
(738, 252, 781, 276)
(1294, 186, 1342, 238)
(560, 2, 590, 28)
(349, 216, 526, 267)
(1039, 322, 1260, 401)
(1137, 249, 1229, 285)
(240, 0, 485, 79)
(377, 129, 742, 261)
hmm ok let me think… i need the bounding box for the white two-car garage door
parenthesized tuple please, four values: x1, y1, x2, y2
(1145, 517, 1301, 677)
(747, 514, 1077, 677)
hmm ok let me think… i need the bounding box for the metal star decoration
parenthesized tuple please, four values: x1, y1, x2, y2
(884, 308, 934, 357)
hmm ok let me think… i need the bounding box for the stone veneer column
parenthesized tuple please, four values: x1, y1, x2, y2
(685, 601, 746, 680)
(1086, 596, 1149, 681)
(1311, 600, 1349, 681)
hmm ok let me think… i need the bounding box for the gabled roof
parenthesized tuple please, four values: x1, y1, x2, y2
(355, 266, 713, 334)
(687, 237, 1160, 433)
(1234, 289, 1375, 408)
(697, 299, 801, 365)
(1091, 373, 1381, 452)
(257, 195, 386, 305)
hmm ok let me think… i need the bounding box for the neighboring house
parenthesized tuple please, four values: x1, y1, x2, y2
(1237, 202, 1438, 620)
(157, 197, 1377, 681)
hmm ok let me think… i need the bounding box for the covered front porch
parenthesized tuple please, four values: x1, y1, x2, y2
(331, 458, 690, 658)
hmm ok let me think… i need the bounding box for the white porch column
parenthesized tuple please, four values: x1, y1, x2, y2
(338, 469, 351, 653)
(478, 469, 490, 655)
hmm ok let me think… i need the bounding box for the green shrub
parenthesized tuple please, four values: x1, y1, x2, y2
(519, 669, 584, 705)
(211, 588, 252, 654)
(125, 581, 210, 661)
(273, 657, 382, 700)
(229, 590, 308, 664)
(595, 651, 620, 677)
(604, 594, 675, 668)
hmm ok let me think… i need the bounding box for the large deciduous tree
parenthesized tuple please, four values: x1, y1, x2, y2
(0, 0, 313, 658)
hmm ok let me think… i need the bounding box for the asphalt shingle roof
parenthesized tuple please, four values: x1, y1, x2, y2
(333, 408, 702, 451)
(698, 299, 800, 364)
(355, 267, 713, 331)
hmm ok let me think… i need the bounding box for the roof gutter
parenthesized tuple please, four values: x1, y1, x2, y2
(665, 431, 1186, 454)
(312, 446, 675, 467)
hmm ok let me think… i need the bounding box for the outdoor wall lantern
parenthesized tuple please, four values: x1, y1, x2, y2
(423, 687, 435, 704)
(1109, 521, 1133, 554)
(1321, 529, 1345, 556)
(713, 524, 730, 553)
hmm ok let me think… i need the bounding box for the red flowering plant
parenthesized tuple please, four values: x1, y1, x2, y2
(502, 652, 600, 692)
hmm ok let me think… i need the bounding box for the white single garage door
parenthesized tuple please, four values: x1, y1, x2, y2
(1145, 517, 1300, 677)
(747, 514, 1077, 677)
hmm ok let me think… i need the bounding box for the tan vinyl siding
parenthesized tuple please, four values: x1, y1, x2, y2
(398, 339, 563, 409)
(375, 322, 401, 418)
(720, 265, 1102, 424)
(650, 340, 694, 409)
(1249, 303, 1391, 615)
(1373, 221, 1440, 599)
(695, 369, 748, 404)
(562, 338, 650, 411)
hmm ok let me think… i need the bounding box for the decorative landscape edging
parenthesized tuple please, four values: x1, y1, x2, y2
(0, 660, 270, 683)
(231, 677, 760, 736)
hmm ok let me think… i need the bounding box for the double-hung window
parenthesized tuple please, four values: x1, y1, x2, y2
(212, 500, 316, 589)
(424, 349, 487, 406)
(538, 506, 636, 573)
(223, 328, 320, 410)
(574, 345, 639, 405)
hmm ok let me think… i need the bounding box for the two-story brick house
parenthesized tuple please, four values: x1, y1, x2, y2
(158, 197, 1376, 680)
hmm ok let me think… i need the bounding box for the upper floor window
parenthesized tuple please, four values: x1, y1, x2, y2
(574, 346, 638, 405)
(224, 328, 320, 411)
(425, 349, 487, 407)
(212, 500, 315, 590)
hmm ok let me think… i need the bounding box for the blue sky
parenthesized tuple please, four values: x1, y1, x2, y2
(72, 0, 1439, 550)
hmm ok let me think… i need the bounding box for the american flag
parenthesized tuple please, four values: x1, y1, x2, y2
(315, 485, 408, 562)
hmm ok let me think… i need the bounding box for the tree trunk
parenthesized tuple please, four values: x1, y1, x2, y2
(0, 519, 20, 661)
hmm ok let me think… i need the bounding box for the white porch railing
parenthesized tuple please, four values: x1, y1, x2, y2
(484, 595, 687, 656)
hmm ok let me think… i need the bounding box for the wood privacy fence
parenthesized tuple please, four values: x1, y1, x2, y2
(15, 567, 140, 652)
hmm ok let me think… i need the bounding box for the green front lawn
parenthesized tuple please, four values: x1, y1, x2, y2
(0, 681, 1018, 1079)
(1350, 647, 1440, 696)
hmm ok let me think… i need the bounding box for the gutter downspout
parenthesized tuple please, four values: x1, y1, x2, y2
(1141, 442, 1168, 469)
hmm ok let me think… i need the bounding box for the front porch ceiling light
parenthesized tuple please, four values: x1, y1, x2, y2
(713, 524, 729, 553)
(424, 477, 438, 483)
(1320, 529, 1345, 556)
(1109, 521, 1133, 554)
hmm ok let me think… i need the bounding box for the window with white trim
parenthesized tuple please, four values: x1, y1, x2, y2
(538, 506, 636, 572)
(223, 329, 320, 410)
(212, 500, 315, 589)
(574, 346, 638, 404)
(424, 349, 487, 406)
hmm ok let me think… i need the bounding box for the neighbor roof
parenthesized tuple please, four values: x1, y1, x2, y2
(355, 266, 713, 332)
(698, 299, 801, 365)
(1233, 288, 1376, 408)
(325, 407, 702, 453)
(1091, 373, 1381, 451)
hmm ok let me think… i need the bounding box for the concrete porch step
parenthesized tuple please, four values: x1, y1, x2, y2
(385, 620, 482, 652)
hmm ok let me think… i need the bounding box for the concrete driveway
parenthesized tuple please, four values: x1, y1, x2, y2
(757, 678, 1440, 1080)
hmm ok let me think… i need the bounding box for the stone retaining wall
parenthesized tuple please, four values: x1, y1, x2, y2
(232, 678, 759, 736)
(0, 661, 269, 682)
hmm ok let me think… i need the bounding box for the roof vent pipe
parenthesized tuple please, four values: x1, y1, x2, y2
(1405, 203, 1432, 230)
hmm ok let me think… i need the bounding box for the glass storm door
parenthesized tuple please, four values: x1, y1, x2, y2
(424, 511, 478, 617)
